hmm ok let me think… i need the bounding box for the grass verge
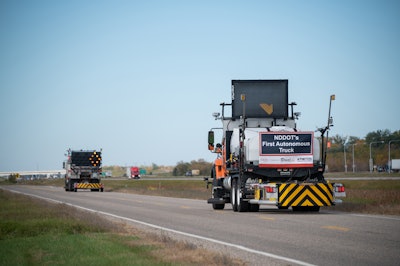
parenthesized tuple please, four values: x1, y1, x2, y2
(104, 179, 209, 200)
(0, 189, 245, 266)
(326, 179, 400, 215)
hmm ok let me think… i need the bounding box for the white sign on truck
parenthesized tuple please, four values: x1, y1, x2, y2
(259, 132, 314, 168)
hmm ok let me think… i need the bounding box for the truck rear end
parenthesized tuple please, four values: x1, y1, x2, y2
(206, 80, 345, 212)
(64, 149, 104, 192)
(130, 167, 141, 179)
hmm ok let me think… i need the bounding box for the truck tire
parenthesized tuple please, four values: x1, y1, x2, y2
(213, 202, 224, 210)
(65, 181, 70, 191)
(66, 182, 74, 192)
(232, 178, 249, 212)
(231, 178, 238, 212)
(211, 170, 225, 210)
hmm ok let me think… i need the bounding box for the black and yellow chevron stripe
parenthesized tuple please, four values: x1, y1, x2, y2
(278, 183, 334, 207)
(75, 183, 103, 189)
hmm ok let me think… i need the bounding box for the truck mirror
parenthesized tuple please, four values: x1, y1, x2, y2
(208, 131, 214, 150)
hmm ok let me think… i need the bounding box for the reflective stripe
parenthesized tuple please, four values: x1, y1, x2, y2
(278, 183, 333, 207)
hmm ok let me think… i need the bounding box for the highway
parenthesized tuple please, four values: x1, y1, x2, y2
(3, 185, 400, 266)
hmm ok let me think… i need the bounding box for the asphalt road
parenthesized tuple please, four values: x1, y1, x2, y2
(3, 185, 400, 266)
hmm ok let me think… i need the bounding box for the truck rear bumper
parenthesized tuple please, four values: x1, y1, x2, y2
(334, 198, 343, 204)
(249, 199, 277, 205)
(249, 199, 341, 206)
(73, 183, 104, 191)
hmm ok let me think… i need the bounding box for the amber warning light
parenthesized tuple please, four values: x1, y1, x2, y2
(89, 152, 101, 166)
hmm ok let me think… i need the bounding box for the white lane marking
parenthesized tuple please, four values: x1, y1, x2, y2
(351, 213, 400, 221)
(5, 188, 316, 266)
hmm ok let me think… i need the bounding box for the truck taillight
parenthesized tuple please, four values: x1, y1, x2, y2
(265, 186, 276, 193)
(335, 185, 345, 193)
(334, 183, 346, 198)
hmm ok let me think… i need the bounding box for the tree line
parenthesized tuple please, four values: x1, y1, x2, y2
(173, 159, 212, 176)
(325, 129, 400, 172)
(174, 129, 400, 175)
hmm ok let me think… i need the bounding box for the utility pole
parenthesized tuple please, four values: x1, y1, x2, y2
(369, 141, 384, 173)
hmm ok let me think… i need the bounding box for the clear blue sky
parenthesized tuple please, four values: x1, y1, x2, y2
(1, 0, 399, 171)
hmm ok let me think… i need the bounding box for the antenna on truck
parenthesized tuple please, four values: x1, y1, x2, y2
(318, 94, 335, 171)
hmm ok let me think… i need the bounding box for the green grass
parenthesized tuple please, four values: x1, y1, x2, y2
(103, 179, 209, 199)
(326, 180, 400, 215)
(0, 190, 169, 266)
(1, 234, 162, 266)
(337, 179, 400, 190)
(325, 171, 400, 178)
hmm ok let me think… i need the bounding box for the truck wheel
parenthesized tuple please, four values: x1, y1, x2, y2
(232, 178, 249, 212)
(213, 203, 224, 210)
(212, 176, 225, 210)
(65, 181, 70, 191)
(236, 182, 249, 212)
(212, 188, 225, 210)
(231, 179, 238, 212)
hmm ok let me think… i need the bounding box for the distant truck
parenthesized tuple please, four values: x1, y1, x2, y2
(391, 159, 400, 172)
(129, 166, 140, 179)
(185, 169, 200, 176)
(63, 149, 104, 192)
(191, 169, 200, 176)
